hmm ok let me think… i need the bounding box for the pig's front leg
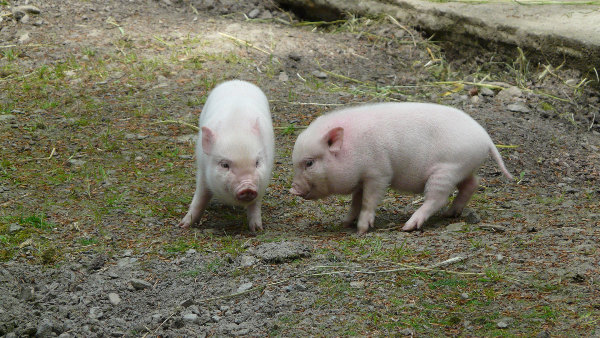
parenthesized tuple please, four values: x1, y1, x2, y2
(179, 182, 212, 229)
(246, 199, 263, 233)
(356, 178, 389, 235)
(342, 189, 363, 228)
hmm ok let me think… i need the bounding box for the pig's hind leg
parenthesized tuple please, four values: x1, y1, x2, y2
(179, 179, 212, 229)
(402, 171, 458, 231)
(443, 175, 479, 218)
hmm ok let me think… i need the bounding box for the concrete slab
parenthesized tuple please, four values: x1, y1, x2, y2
(277, 0, 600, 79)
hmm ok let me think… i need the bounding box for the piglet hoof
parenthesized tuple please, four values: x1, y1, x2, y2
(401, 222, 418, 232)
(248, 221, 263, 233)
(178, 214, 192, 229)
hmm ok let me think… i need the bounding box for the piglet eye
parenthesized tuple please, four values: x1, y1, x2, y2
(305, 160, 314, 168)
(255, 159, 260, 167)
(220, 162, 230, 169)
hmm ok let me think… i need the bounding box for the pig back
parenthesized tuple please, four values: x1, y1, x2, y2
(326, 103, 494, 192)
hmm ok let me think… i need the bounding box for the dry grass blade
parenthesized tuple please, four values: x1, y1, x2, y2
(386, 15, 416, 47)
(218, 32, 272, 56)
(152, 120, 199, 131)
(18, 147, 56, 162)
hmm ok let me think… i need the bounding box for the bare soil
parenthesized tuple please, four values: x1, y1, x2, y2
(1, 0, 599, 336)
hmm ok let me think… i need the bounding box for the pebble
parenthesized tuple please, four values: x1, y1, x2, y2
(68, 159, 86, 167)
(496, 86, 522, 101)
(108, 292, 121, 305)
(18, 32, 30, 44)
(247, 8, 260, 19)
(239, 255, 257, 267)
(254, 241, 312, 263)
(463, 209, 481, 224)
(278, 71, 289, 82)
(289, 53, 301, 61)
(130, 278, 152, 290)
(0, 114, 16, 122)
(13, 5, 41, 15)
(497, 320, 509, 328)
(183, 313, 198, 322)
(460, 292, 469, 299)
(445, 222, 465, 232)
(9, 224, 22, 233)
(117, 257, 138, 268)
(36, 319, 54, 337)
(312, 71, 328, 79)
(89, 307, 103, 319)
(507, 102, 531, 113)
(350, 281, 365, 288)
(236, 282, 253, 293)
(478, 223, 507, 233)
(480, 87, 495, 96)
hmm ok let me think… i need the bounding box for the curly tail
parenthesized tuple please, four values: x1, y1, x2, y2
(489, 145, 513, 180)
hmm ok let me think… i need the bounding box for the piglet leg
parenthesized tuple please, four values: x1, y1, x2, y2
(356, 178, 388, 235)
(402, 172, 456, 231)
(246, 199, 263, 232)
(179, 181, 212, 229)
(443, 175, 479, 217)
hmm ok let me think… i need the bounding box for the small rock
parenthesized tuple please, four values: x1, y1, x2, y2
(108, 292, 121, 305)
(478, 223, 507, 233)
(58, 333, 71, 338)
(180, 298, 194, 308)
(350, 281, 365, 289)
(460, 292, 469, 299)
(497, 320, 509, 328)
(13, 5, 41, 15)
(399, 328, 414, 335)
(9, 224, 22, 233)
(470, 95, 480, 104)
(87, 254, 106, 271)
(212, 314, 222, 322)
(123, 250, 133, 257)
(289, 53, 301, 61)
(496, 86, 522, 101)
(527, 226, 537, 233)
(183, 313, 198, 323)
(232, 328, 250, 336)
(20, 286, 35, 301)
(239, 255, 257, 267)
(247, 8, 260, 19)
(507, 102, 531, 113)
(496, 254, 504, 262)
(480, 87, 495, 96)
(36, 319, 54, 337)
(20, 14, 30, 24)
(445, 222, 465, 232)
(130, 278, 152, 290)
(176, 134, 196, 144)
(68, 159, 86, 167)
(236, 282, 253, 293)
(254, 241, 312, 263)
(89, 307, 103, 319)
(186, 248, 197, 255)
(18, 32, 31, 44)
(117, 257, 138, 268)
(312, 71, 328, 79)
(0, 114, 16, 122)
(463, 209, 481, 224)
(278, 71, 289, 82)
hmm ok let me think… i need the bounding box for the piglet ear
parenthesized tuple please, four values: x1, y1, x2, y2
(324, 127, 344, 153)
(201, 126, 215, 155)
(251, 118, 261, 136)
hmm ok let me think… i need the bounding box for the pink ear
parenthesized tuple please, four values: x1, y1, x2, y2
(324, 127, 344, 153)
(252, 118, 261, 136)
(201, 127, 215, 155)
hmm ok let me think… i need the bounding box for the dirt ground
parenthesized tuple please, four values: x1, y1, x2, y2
(1, 0, 599, 336)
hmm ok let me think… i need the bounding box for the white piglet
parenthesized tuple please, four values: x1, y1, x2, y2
(290, 102, 513, 234)
(179, 80, 274, 232)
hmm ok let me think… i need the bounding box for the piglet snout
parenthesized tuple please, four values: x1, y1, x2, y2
(236, 188, 258, 202)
